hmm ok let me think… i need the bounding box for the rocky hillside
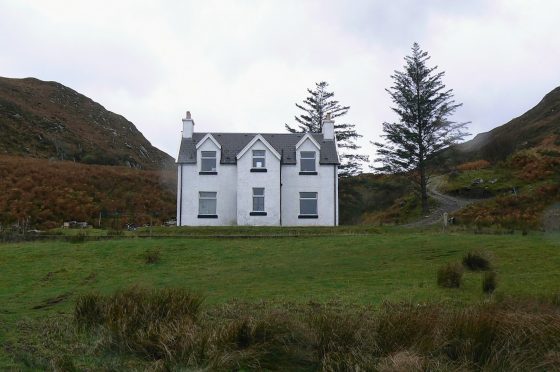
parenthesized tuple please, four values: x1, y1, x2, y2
(449, 86, 560, 162)
(0, 77, 174, 169)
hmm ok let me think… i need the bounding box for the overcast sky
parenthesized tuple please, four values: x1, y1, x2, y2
(2, 0, 560, 162)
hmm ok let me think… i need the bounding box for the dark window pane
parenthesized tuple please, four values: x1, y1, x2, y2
(301, 158, 315, 172)
(199, 198, 216, 214)
(201, 158, 216, 172)
(253, 196, 265, 211)
(253, 188, 264, 196)
(199, 192, 216, 198)
(300, 192, 317, 199)
(300, 199, 317, 215)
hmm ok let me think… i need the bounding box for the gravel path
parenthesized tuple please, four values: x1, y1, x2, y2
(404, 176, 480, 228)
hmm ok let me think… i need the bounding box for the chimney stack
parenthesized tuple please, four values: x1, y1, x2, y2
(182, 111, 194, 138)
(322, 112, 335, 140)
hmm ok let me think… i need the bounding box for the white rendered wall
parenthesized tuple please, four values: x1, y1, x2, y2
(236, 140, 281, 226)
(281, 139, 337, 226)
(178, 138, 237, 226)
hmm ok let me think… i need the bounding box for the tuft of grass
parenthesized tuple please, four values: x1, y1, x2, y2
(437, 262, 464, 288)
(462, 250, 492, 271)
(483, 271, 498, 294)
(141, 249, 161, 264)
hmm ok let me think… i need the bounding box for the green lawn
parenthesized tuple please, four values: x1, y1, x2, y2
(1, 229, 560, 368)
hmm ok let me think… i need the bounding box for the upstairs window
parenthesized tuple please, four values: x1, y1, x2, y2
(201, 151, 217, 172)
(252, 188, 265, 212)
(198, 191, 217, 215)
(252, 150, 266, 169)
(300, 151, 316, 172)
(299, 192, 318, 216)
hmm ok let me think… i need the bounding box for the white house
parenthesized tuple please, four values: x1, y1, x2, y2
(176, 111, 339, 226)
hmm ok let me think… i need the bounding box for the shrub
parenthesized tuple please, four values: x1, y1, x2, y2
(68, 231, 87, 244)
(142, 249, 161, 264)
(437, 263, 463, 288)
(462, 250, 492, 271)
(482, 271, 497, 294)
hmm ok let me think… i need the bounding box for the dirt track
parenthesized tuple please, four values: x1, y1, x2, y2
(404, 176, 479, 228)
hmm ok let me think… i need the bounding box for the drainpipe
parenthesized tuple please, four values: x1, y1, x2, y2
(279, 149, 283, 226)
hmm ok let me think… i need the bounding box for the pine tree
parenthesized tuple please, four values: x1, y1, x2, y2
(286, 81, 368, 176)
(373, 43, 468, 214)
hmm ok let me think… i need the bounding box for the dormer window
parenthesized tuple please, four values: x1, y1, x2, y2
(300, 151, 316, 174)
(201, 151, 217, 173)
(253, 150, 265, 168)
(251, 150, 267, 172)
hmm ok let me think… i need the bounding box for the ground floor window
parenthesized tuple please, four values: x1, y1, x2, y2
(299, 192, 318, 217)
(252, 187, 265, 212)
(198, 191, 217, 216)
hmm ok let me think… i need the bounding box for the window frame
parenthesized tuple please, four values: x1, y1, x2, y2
(252, 150, 266, 169)
(251, 187, 266, 215)
(299, 151, 317, 174)
(299, 191, 318, 218)
(200, 151, 217, 173)
(198, 191, 217, 218)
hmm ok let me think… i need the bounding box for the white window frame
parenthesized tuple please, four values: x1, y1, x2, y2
(300, 151, 316, 172)
(252, 188, 265, 212)
(198, 191, 217, 215)
(299, 192, 318, 216)
(252, 150, 266, 169)
(200, 151, 217, 172)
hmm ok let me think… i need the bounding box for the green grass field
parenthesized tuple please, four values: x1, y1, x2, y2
(1, 229, 560, 369)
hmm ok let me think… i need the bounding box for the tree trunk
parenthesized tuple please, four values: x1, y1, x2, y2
(420, 166, 429, 215)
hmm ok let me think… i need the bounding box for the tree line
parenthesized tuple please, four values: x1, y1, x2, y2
(287, 42, 468, 214)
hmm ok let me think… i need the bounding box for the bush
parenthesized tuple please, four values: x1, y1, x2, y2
(483, 271, 497, 294)
(68, 231, 87, 244)
(437, 263, 463, 288)
(142, 249, 161, 264)
(462, 250, 492, 271)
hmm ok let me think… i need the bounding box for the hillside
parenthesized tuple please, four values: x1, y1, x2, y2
(449, 86, 560, 162)
(0, 155, 176, 229)
(0, 77, 174, 169)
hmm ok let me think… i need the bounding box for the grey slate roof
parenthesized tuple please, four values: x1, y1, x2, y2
(177, 132, 339, 165)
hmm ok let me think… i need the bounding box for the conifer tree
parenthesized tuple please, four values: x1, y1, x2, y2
(286, 81, 368, 176)
(373, 43, 468, 214)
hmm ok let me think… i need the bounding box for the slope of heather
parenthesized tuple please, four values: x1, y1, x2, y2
(0, 77, 174, 169)
(0, 156, 176, 229)
(450, 86, 560, 162)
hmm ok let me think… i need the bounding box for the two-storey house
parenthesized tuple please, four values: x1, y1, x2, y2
(176, 111, 339, 226)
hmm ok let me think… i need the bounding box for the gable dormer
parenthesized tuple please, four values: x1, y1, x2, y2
(236, 134, 281, 172)
(196, 134, 221, 174)
(296, 134, 321, 175)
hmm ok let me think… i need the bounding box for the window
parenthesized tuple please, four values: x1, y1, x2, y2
(300, 151, 316, 173)
(198, 191, 217, 217)
(299, 192, 318, 218)
(252, 150, 266, 168)
(201, 151, 217, 172)
(252, 188, 265, 212)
